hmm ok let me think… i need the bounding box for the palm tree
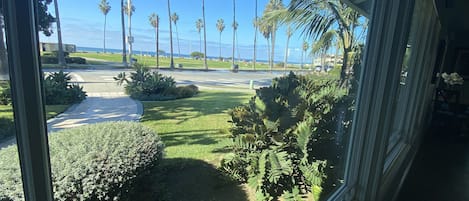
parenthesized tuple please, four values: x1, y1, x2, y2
(53, 0, 66, 67)
(149, 13, 160, 68)
(283, 26, 292, 70)
(252, 0, 258, 70)
(311, 30, 335, 71)
(259, 19, 272, 70)
(231, 0, 236, 69)
(287, 0, 361, 83)
(262, 0, 284, 70)
(171, 12, 181, 57)
(202, 0, 208, 70)
(124, 0, 135, 64)
(167, 0, 174, 69)
(195, 19, 203, 53)
(301, 41, 308, 69)
(0, 13, 7, 76)
(99, 0, 111, 53)
(233, 21, 240, 63)
(216, 19, 225, 60)
(120, 0, 127, 67)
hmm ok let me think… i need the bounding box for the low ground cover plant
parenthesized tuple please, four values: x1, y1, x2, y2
(221, 72, 352, 200)
(114, 63, 199, 101)
(0, 122, 164, 201)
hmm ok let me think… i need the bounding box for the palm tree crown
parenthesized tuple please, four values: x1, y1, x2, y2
(196, 18, 204, 52)
(99, 0, 111, 15)
(171, 12, 181, 57)
(216, 18, 225, 59)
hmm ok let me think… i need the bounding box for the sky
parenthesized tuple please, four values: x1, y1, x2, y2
(39, 0, 316, 63)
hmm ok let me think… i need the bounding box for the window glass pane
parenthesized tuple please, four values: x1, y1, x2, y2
(0, 6, 25, 200)
(387, 0, 422, 152)
(40, 1, 369, 200)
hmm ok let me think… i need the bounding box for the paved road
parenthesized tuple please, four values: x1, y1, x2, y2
(54, 69, 284, 92)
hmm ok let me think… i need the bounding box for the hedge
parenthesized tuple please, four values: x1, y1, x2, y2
(0, 122, 165, 201)
(40, 56, 87, 64)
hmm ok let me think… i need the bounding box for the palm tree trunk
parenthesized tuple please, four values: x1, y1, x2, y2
(219, 32, 222, 59)
(175, 24, 180, 57)
(236, 30, 240, 63)
(127, 0, 133, 65)
(253, 0, 257, 70)
(120, 0, 127, 67)
(270, 24, 276, 70)
(267, 38, 271, 71)
(53, 0, 66, 67)
(103, 15, 107, 53)
(155, 27, 159, 68)
(300, 50, 304, 70)
(283, 34, 290, 71)
(167, 0, 174, 69)
(0, 13, 8, 76)
(340, 47, 351, 84)
(199, 33, 202, 53)
(231, 0, 235, 70)
(202, 0, 208, 70)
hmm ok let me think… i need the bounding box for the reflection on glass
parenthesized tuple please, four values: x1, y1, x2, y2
(387, 0, 422, 152)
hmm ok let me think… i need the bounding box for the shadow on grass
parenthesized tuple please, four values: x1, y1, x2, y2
(158, 129, 225, 147)
(129, 158, 249, 201)
(141, 91, 251, 124)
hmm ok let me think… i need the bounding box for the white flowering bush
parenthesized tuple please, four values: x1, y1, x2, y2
(440, 72, 464, 86)
(0, 122, 164, 201)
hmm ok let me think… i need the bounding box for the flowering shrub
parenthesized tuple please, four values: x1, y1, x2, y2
(440, 72, 464, 86)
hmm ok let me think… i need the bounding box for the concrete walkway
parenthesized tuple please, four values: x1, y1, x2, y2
(46, 92, 142, 132)
(0, 73, 142, 149)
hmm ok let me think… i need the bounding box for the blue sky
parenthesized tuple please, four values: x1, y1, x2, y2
(39, 0, 313, 62)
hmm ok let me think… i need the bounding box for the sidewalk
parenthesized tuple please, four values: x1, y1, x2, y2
(0, 92, 142, 149)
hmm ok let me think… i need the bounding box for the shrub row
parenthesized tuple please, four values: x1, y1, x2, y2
(41, 56, 87, 64)
(0, 122, 165, 201)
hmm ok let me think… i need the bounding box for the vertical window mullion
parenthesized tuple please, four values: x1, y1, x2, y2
(3, 0, 54, 200)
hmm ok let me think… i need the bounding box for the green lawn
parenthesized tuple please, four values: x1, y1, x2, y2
(132, 90, 255, 201)
(0, 104, 70, 141)
(71, 52, 305, 71)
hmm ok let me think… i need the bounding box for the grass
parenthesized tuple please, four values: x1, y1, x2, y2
(133, 90, 255, 201)
(0, 104, 70, 141)
(70, 52, 306, 71)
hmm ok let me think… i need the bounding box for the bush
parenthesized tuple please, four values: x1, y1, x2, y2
(65, 57, 86, 64)
(0, 81, 11, 105)
(190, 51, 205, 59)
(44, 71, 86, 105)
(220, 72, 350, 200)
(0, 122, 165, 201)
(50, 51, 70, 58)
(41, 56, 59, 64)
(0, 117, 14, 142)
(115, 64, 198, 101)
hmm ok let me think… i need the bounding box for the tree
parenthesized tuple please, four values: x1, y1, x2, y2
(233, 21, 240, 63)
(167, 0, 174, 69)
(231, 0, 236, 69)
(53, 0, 66, 67)
(259, 20, 272, 70)
(262, 0, 285, 70)
(149, 13, 160, 68)
(283, 25, 292, 70)
(202, 0, 208, 70)
(301, 41, 309, 69)
(287, 0, 361, 83)
(99, 0, 111, 53)
(252, 0, 258, 70)
(171, 12, 181, 57)
(120, 0, 127, 66)
(195, 19, 203, 53)
(124, 0, 135, 64)
(37, 0, 56, 36)
(216, 18, 225, 60)
(311, 30, 335, 71)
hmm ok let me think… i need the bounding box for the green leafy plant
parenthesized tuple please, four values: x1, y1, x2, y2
(0, 122, 165, 201)
(115, 63, 198, 101)
(43, 71, 86, 105)
(0, 81, 11, 105)
(221, 72, 351, 200)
